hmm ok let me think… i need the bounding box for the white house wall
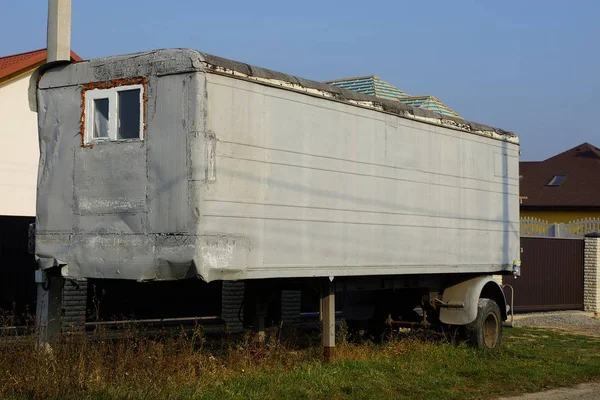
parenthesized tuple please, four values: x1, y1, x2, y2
(0, 73, 38, 217)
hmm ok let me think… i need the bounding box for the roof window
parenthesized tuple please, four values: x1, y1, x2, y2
(547, 175, 567, 187)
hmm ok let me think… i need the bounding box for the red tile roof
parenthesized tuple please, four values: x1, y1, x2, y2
(0, 48, 82, 82)
(520, 142, 600, 209)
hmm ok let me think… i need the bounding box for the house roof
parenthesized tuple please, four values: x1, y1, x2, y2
(324, 75, 409, 101)
(0, 48, 82, 84)
(324, 75, 461, 118)
(397, 95, 461, 119)
(520, 142, 600, 208)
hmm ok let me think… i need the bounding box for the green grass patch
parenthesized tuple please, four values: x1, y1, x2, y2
(1, 328, 599, 399)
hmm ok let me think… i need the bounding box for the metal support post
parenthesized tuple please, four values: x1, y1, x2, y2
(322, 279, 335, 362)
(35, 269, 64, 349)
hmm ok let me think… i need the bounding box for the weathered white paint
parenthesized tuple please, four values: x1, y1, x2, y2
(200, 238, 237, 269)
(204, 64, 519, 146)
(439, 276, 505, 325)
(200, 73, 520, 281)
(0, 73, 38, 216)
(34, 49, 520, 282)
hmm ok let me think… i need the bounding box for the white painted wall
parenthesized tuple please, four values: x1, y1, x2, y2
(0, 73, 38, 216)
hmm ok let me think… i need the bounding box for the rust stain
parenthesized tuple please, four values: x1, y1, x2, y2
(80, 76, 149, 148)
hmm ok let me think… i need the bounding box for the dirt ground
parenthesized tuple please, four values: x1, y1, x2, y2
(496, 382, 600, 400)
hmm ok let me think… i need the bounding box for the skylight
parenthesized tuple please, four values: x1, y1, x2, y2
(547, 175, 567, 187)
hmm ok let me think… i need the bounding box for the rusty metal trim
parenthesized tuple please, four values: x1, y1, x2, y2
(79, 76, 149, 148)
(323, 346, 335, 363)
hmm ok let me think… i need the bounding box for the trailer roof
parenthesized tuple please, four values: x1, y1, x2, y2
(38, 49, 518, 144)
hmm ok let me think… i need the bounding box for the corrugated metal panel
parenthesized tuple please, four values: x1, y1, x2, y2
(504, 237, 584, 312)
(221, 281, 245, 332)
(281, 290, 302, 326)
(62, 279, 87, 331)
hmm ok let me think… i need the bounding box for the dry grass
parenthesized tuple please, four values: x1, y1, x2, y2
(0, 324, 323, 399)
(1, 324, 600, 400)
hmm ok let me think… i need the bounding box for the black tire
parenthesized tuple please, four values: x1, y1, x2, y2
(465, 298, 502, 350)
(366, 318, 387, 343)
(365, 307, 390, 343)
(345, 319, 364, 343)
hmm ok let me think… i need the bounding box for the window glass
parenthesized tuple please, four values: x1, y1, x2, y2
(93, 98, 109, 138)
(118, 89, 141, 139)
(547, 175, 567, 187)
(85, 84, 144, 144)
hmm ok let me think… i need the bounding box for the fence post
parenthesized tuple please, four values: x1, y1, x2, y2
(550, 223, 559, 238)
(584, 233, 600, 316)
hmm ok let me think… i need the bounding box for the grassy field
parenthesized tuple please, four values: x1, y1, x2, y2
(1, 327, 599, 400)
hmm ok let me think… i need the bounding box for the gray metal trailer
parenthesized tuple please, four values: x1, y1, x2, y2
(30, 49, 520, 355)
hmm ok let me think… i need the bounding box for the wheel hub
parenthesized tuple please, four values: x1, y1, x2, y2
(483, 312, 499, 348)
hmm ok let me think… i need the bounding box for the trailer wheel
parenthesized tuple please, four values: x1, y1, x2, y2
(465, 298, 502, 350)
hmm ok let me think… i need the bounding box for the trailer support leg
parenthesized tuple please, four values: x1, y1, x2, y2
(322, 280, 335, 362)
(35, 269, 63, 349)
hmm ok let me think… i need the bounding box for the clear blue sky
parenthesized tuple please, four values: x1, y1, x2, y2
(2, 0, 598, 160)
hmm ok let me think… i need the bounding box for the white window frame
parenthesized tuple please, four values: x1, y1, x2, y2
(84, 84, 144, 144)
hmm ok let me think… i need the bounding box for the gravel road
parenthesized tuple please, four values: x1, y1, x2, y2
(512, 311, 600, 336)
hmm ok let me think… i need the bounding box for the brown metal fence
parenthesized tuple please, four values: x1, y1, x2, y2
(504, 237, 584, 312)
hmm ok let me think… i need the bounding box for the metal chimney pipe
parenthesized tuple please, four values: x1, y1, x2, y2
(47, 0, 72, 62)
